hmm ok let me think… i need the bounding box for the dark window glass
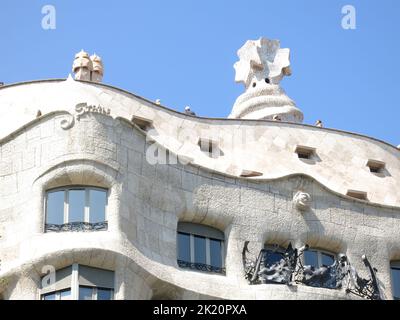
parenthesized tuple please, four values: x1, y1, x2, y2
(177, 232, 191, 262)
(60, 289, 71, 300)
(321, 253, 335, 267)
(264, 250, 285, 267)
(391, 267, 400, 300)
(46, 191, 64, 225)
(69, 189, 85, 222)
(304, 250, 319, 268)
(97, 288, 112, 300)
(194, 235, 206, 264)
(43, 292, 56, 300)
(89, 189, 107, 223)
(79, 286, 93, 300)
(210, 238, 222, 268)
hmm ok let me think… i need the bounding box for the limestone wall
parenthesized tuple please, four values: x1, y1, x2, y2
(1, 111, 400, 299)
(0, 80, 399, 207)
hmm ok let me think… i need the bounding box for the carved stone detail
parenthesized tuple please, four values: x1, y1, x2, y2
(242, 242, 382, 300)
(293, 191, 312, 211)
(75, 102, 110, 120)
(60, 113, 75, 130)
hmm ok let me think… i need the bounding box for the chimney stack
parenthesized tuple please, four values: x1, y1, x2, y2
(72, 50, 103, 82)
(90, 54, 103, 82)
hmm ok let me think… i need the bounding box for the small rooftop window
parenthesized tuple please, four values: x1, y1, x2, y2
(295, 145, 316, 160)
(366, 159, 385, 174)
(240, 170, 263, 178)
(346, 190, 368, 201)
(130, 115, 153, 131)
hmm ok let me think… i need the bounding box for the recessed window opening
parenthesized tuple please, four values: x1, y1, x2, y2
(346, 190, 368, 201)
(302, 248, 337, 289)
(295, 145, 316, 160)
(177, 222, 225, 274)
(240, 170, 263, 178)
(303, 249, 335, 268)
(263, 245, 286, 267)
(366, 160, 385, 174)
(391, 261, 400, 300)
(45, 186, 108, 232)
(131, 115, 152, 131)
(41, 264, 114, 300)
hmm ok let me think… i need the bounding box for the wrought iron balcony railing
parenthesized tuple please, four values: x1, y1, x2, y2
(177, 260, 225, 275)
(45, 221, 108, 232)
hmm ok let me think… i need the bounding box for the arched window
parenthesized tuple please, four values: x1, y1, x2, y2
(41, 264, 114, 300)
(391, 261, 400, 300)
(177, 222, 225, 274)
(45, 186, 108, 232)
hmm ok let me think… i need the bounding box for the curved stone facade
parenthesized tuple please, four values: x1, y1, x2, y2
(0, 79, 400, 300)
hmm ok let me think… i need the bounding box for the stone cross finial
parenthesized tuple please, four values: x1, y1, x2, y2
(234, 37, 291, 89)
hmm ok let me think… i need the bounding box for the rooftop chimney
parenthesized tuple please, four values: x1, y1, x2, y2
(72, 50, 103, 82)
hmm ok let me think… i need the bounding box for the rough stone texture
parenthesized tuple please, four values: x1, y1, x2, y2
(0, 79, 399, 206)
(0, 80, 399, 300)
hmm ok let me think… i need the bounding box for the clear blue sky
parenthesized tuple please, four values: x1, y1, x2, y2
(1, 0, 399, 145)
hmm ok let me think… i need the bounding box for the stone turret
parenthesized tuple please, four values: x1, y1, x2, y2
(90, 54, 104, 82)
(229, 37, 303, 123)
(72, 50, 92, 81)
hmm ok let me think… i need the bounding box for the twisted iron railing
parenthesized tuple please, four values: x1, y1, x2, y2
(242, 241, 381, 300)
(177, 260, 225, 275)
(45, 221, 108, 232)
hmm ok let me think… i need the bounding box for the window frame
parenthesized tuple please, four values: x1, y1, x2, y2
(263, 244, 286, 267)
(390, 261, 400, 300)
(78, 286, 114, 301)
(41, 288, 72, 300)
(302, 248, 336, 268)
(45, 186, 108, 226)
(176, 223, 226, 274)
(177, 231, 225, 269)
(40, 263, 114, 300)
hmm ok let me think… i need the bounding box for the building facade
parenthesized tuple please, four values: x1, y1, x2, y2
(0, 38, 400, 300)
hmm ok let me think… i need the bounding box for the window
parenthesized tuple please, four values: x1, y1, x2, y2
(45, 186, 108, 232)
(294, 145, 316, 160)
(303, 249, 335, 268)
(302, 248, 337, 289)
(42, 289, 71, 300)
(263, 245, 285, 268)
(346, 189, 368, 201)
(41, 264, 114, 300)
(79, 286, 113, 300)
(130, 115, 153, 131)
(366, 159, 385, 174)
(240, 169, 263, 178)
(177, 222, 225, 274)
(391, 261, 400, 300)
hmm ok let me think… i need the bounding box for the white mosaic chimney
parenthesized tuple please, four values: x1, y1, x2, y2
(229, 37, 303, 123)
